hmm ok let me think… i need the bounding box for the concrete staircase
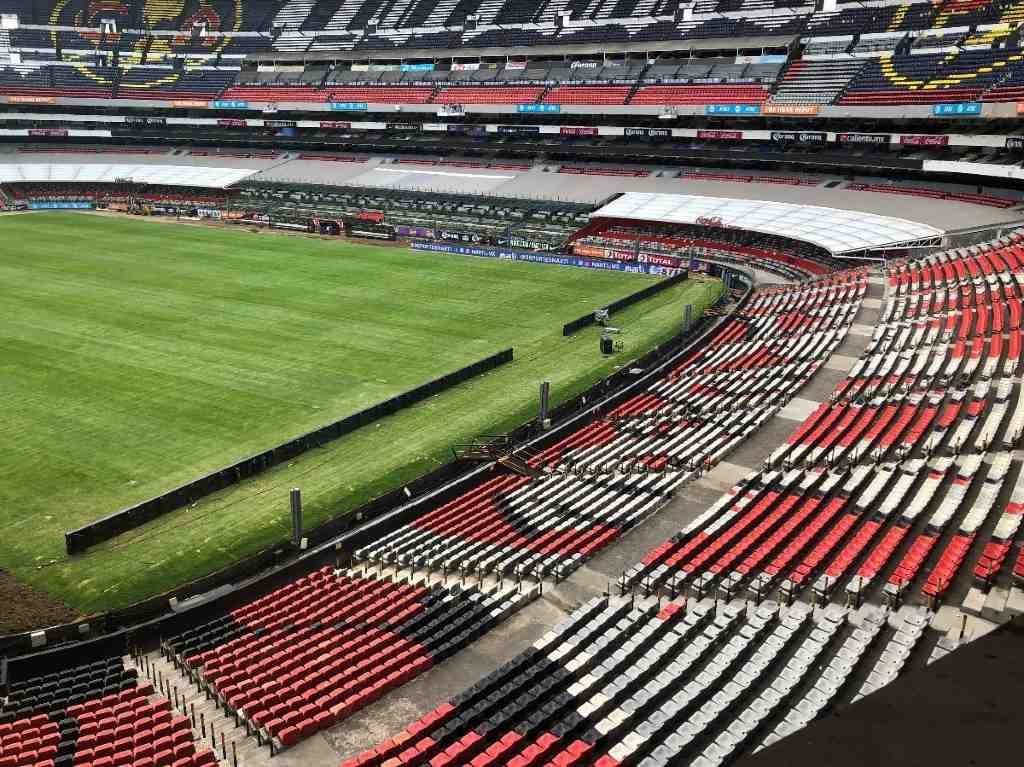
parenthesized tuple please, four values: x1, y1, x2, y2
(126, 652, 272, 767)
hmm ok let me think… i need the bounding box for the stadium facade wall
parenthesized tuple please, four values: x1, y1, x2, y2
(63, 348, 515, 556)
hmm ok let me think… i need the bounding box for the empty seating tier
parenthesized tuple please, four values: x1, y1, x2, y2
(340, 595, 931, 767)
(163, 568, 535, 751)
(355, 270, 864, 582)
(0, 655, 216, 767)
(625, 234, 1024, 613)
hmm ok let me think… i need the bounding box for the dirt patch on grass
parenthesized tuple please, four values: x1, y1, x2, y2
(0, 569, 81, 635)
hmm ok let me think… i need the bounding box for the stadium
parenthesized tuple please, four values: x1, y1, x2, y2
(2, 0, 1024, 765)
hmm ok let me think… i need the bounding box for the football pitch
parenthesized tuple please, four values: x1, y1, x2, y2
(0, 212, 722, 620)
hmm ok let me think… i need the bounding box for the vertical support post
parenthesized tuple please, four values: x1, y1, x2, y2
(539, 380, 551, 429)
(290, 488, 303, 547)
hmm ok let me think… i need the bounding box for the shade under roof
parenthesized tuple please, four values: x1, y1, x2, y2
(0, 164, 257, 189)
(591, 192, 946, 254)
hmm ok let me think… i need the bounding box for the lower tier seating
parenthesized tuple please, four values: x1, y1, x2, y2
(163, 568, 535, 751)
(0, 656, 216, 767)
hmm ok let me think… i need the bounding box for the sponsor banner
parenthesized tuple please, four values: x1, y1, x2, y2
(933, 102, 982, 116)
(571, 61, 600, 69)
(28, 128, 69, 137)
(330, 101, 368, 111)
(689, 258, 711, 274)
(518, 103, 560, 113)
(124, 116, 167, 126)
(264, 119, 296, 128)
(762, 103, 819, 116)
(560, 126, 599, 136)
(505, 61, 527, 70)
(573, 243, 607, 259)
(705, 104, 761, 115)
(28, 201, 93, 209)
(1006, 136, 1024, 150)
(386, 122, 419, 130)
(838, 132, 890, 145)
(697, 129, 743, 140)
(401, 63, 435, 71)
(411, 241, 675, 275)
(499, 235, 556, 251)
(217, 118, 247, 127)
(210, 99, 248, 109)
(7, 95, 56, 104)
(171, 99, 208, 108)
(356, 210, 385, 223)
(396, 225, 435, 238)
(451, 62, 480, 71)
(319, 120, 351, 129)
(446, 123, 486, 136)
(624, 127, 671, 138)
(639, 252, 685, 268)
(497, 125, 540, 134)
(696, 215, 728, 228)
(900, 134, 949, 146)
(771, 130, 827, 143)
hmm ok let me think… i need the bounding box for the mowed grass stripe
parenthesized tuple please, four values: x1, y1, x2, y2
(0, 212, 722, 613)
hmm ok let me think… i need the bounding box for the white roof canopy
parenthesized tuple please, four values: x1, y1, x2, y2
(591, 192, 945, 254)
(0, 164, 257, 189)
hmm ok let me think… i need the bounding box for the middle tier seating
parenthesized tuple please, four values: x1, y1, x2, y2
(630, 84, 769, 105)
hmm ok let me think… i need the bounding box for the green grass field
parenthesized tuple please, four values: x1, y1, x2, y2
(0, 212, 722, 618)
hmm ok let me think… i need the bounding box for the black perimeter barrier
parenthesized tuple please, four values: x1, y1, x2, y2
(2, 268, 751, 671)
(63, 348, 514, 555)
(562, 269, 689, 336)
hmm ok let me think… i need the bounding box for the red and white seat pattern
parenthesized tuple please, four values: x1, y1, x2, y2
(355, 270, 865, 582)
(625, 234, 1024, 609)
(339, 592, 929, 767)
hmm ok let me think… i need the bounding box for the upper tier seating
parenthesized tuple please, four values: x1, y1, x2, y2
(624, 234, 1024, 611)
(354, 269, 864, 581)
(14, 0, 287, 30)
(0, 655, 217, 767)
(771, 59, 867, 105)
(839, 49, 1024, 105)
(163, 567, 534, 750)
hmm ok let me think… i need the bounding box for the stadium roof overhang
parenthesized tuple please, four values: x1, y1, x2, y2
(257, 35, 797, 63)
(0, 164, 257, 189)
(590, 192, 946, 256)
